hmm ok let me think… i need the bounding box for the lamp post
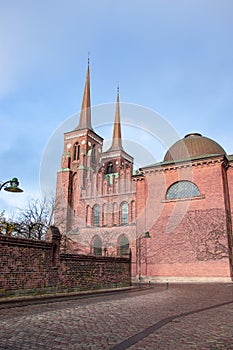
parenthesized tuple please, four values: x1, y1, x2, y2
(0, 178, 23, 193)
(137, 231, 151, 288)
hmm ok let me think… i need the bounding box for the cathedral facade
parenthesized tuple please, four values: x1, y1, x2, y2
(55, 63, 233, 282)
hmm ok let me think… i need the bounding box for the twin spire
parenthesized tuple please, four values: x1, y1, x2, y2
(75, 59, 92, 131)
(76, 60, 123, 151)
(109, 85, 123, 151)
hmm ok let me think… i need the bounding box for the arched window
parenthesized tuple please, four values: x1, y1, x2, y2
(102, 203, 107, 226)
(86, 205, 92, 226)
(71, 174, 78, 211)
(93, 205, 100, 226)
(166, 181, 201, 200)
(73, 143, 80, 161)
(93, 236, 102, 256)
(107, 162, 113, 174)
(117, 236, 129, 257)
(91, 145, 96, 162)
(121, 202, 128, 224)
(113, 202, 118, 225)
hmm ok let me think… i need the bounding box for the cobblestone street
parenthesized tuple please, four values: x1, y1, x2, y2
(0, 284, 232, 349)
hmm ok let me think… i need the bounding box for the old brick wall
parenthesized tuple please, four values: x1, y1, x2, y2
(60, 254, 131, 291)
(0, 230, 131, 297)
(0, 235, 58, 295)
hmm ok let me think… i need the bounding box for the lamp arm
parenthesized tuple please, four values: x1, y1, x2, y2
(0, 180, 11, 191)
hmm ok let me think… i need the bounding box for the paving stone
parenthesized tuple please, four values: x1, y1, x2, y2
(0, 284, 232, 349)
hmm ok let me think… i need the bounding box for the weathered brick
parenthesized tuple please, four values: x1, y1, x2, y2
(0, 231, 131, 297)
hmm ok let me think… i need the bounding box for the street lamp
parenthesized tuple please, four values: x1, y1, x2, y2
(0, 178, 23, 193)
(137, 231, 151, 288)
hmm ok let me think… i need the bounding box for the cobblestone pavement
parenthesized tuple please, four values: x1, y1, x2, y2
(0, 283, 232, 350)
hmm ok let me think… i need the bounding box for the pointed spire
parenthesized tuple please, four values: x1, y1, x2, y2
(75, 57, 92, 130)
(110, 84, 123, 151)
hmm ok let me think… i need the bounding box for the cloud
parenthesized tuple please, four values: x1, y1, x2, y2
(1, 0, 233, 216)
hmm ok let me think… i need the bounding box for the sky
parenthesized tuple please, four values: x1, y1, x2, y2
(1, 0, 233, 216)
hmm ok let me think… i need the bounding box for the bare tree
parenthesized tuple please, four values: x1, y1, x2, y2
(0, 195, 55, 240)
(11, 196, 55, 240)
(0, 195, 78, 249)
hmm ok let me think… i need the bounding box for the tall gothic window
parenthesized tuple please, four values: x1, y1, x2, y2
(93, 236, 102, 256)
(166, 180, 201, 200)
(121, 202, 128, 224)
(91, 144, 96, 162)
(73, 142, 80, 161)
(102, 203, 107, 226)
(93, 205, 100, 226)
(86, 205, 91, 226)
(107, 162, 113, 174)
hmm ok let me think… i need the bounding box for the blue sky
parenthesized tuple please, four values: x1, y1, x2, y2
(1, 0, 233, 215)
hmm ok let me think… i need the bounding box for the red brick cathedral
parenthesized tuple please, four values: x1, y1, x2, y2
(55, 62, 233, 283)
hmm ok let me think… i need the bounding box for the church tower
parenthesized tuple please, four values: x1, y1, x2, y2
(76, 86, 136, 256)
(54, 60, 103, 234)
(55, 64, 136, 258)
(101, 86, 134, 193)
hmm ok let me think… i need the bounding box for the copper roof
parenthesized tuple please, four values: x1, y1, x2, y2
(164, 133, 226, 162)
(75, 60, 92, 131)
(109, 85, 123, 151)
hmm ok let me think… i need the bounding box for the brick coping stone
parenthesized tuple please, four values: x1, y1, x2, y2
(0, 286, 137, 305)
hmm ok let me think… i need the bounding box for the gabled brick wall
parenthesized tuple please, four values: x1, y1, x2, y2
(135, 157, 233, 282)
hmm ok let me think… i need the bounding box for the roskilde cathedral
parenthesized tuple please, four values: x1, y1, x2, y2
(55, 62, 233, 282)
